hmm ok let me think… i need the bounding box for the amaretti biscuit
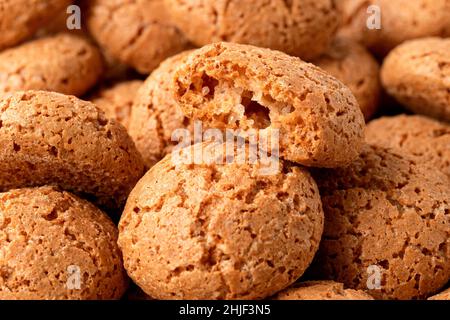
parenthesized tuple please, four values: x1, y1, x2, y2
(173, 42, 366, 167)
(337, 0, 450, 56)
(0, 186, 128, 300)
(118, 142, 324, 299)
(381, 37, 450, 122)
(164, 0, 339, 60)
(272, 281, 374, 300)
(0, 91, 145, 211)
(366, 115, 450, 179)
(85, 0, 191, 74)
(90, 80, 144, 130)
(129, 51, 193, 168)
(428, 287, 450, 300)
(309, 145, 450, 300)
(0, 0, 71, 50)
(312, 38, 381, 121)
(0, 33, 103, 97)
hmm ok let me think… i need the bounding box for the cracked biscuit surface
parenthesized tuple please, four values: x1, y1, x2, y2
(172, 42, 366, 167)
(0, 186, 128, 300)
(85, 0, 191, 74)
(0, 0, 71, 50)
(337, 0, 450, 57)
(366, 115, 450, 179)
(0, 33, 103, 97)
(164, 0, 339, 60)
(309, 144, 450, 300)
(312, 38, 381, 121)
(118, 142, 324, 299)
(0, 90, 145, 212)
(381, 37, 450, 122)
(90, 80, 144, 130)
(129, 51, 194, 168)
(272, 280, 374, 300)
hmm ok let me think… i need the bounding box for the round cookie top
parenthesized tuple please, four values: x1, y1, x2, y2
(118, 142, 324, 299)
(172, 42, 366, 168)
(0, 186, 128, 300)
(0, 90, 145, 212)
(381, 37, 450, 122)
(272, 281, 374, 300)
(90, 80, 144, 130)
(428, 287, 450, 300)
(366, 115, 450, 179)
(129, 50, 193, 168)
(85, 0, 191, 74)
(164, 0, 339, 60)
(312, 38, 381, 121)
(0, 33, 103, 97)
(309, 144, 450, 300)
(0, 0, 71, 50)
(337, 0, 450, 57)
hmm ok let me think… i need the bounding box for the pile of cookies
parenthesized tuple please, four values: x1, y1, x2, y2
(0, 0, 449, 300)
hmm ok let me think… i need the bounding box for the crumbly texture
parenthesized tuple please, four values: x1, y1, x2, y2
(272, 280, 374, 300)
(428, 287, 450, 300)
(90, 80, 143, 130)
(0, 91, 145, 212)
(381, 37, 450, 122)
(309, 144, 450, 300)
(172, 42, 366, 167)
(312, 38, 381, 121)
(85, 0, 191, 74)
(0, 33, 104, 97)
(118, 143, 324, 299)
(130, 51, 193, 168)
(366, 115, 450, 179)
(0, 186, 128, 300)
(0, 0, 72, 50)
(337, 0, 450, 57)
(164, 0, 339, 61)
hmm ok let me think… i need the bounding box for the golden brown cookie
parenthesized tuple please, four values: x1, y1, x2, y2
(309, 144, 450, 300)
(0, 33, 103, 97)
(381, 37, 450, 122)
(428, 287, 450, 300)
(366, 115, 450, 179)
(129, 51, 193, 168)
(118, 142, 324, 299)
(164, 0, 339, 60)
(90, 80, 143, 130)
(172, 42, 366, 168)
(0, 0, 72, 50)
(272, 281, 374, 300)
(0, 91, 145, 211)
(312, 38, 381, 121)
(85, 0, 191, 74)
(337, 0, 450, 57)
(0, 186, 128, 300)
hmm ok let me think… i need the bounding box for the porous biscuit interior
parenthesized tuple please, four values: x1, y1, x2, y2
(173, 42, 365, 167)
